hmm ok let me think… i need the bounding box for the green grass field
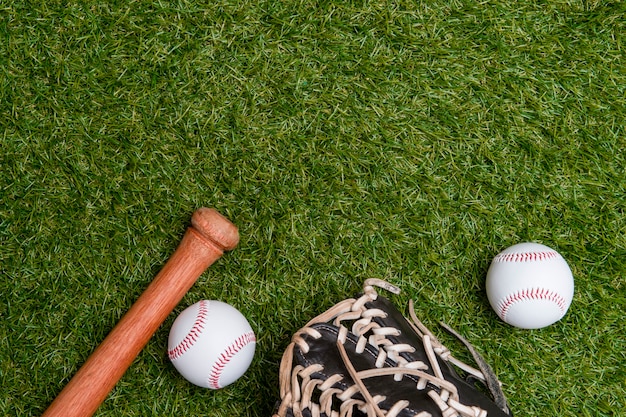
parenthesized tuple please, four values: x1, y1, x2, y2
(1, 1, 624, 416)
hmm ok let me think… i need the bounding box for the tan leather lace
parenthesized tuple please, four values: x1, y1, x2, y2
(274, 279, 506, 417)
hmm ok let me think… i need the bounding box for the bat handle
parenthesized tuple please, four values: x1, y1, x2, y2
(41, 208, 239, 417)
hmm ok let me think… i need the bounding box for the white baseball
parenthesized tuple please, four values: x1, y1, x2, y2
(168, 300, 256, 389)
(486, 242, 574, 329)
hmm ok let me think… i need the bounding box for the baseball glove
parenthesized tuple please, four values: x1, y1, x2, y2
(273, 279, 512, 417)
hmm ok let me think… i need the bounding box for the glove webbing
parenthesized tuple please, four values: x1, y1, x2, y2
(275, 279, 507, 417)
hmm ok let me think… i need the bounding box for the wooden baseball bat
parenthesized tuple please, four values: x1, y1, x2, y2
(41, 208, 239, 417)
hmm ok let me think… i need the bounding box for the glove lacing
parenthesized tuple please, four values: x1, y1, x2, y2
(274, 279, 508, 417)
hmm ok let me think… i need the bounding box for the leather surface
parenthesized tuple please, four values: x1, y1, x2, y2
(286, 294, 511, 417)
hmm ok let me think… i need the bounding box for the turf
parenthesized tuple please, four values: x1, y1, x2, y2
(1, 1, 624, 416)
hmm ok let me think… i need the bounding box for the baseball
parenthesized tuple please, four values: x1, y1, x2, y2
(168, 300, 256, 389)
(486, 242, 574, 329)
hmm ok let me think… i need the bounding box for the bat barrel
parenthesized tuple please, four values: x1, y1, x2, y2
(41, 208, 238, 417)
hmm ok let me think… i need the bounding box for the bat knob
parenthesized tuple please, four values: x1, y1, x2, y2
(191, 207, 240, 252)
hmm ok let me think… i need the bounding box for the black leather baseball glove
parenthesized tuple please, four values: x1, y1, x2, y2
(273, 279, 512, 417)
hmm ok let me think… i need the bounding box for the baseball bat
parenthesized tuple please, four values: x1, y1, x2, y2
(41, 208, 239, 417)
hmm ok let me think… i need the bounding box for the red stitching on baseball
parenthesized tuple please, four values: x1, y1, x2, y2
(168, 300, 210, 361)
(493, 250, 559, 263)
(498, 288, 567, 319)
(208, 331, 256, 389)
